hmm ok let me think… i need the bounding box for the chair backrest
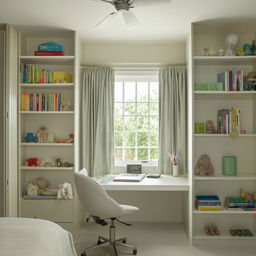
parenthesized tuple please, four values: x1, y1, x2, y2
(74, 169, 123, 219)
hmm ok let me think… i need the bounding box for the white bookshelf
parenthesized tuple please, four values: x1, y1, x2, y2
(188, 22, 256, 242)
(18, 29, 79, 231)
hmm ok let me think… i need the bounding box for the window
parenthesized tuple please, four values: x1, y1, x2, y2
(114, 74, 159, 166)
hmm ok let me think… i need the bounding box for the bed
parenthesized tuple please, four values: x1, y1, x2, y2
(0, 217, 77, 256)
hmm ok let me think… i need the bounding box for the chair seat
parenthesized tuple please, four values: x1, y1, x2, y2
(119, 205, 139, 217)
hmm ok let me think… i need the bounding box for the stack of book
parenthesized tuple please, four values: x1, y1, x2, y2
(225, 197, 256, 210)
(20, 93, 65, 112)
(195, 195, 222, 211)
(21, 64, 72, 84)
(217, 106, 241, 135)
(35, 42, 64, 56)
(217, 69, 244, 91)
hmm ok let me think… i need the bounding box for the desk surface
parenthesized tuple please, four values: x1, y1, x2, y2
(98, 175, 189, 191)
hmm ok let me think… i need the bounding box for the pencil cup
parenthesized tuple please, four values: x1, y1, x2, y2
(173, 165, 180, 177)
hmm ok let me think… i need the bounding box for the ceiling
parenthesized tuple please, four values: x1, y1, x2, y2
(0, 0, 256, 41)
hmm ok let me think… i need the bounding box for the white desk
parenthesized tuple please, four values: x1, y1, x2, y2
(99, 175, 189, 191)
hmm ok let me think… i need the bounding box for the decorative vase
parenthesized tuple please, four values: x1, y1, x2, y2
(173, 165, 180, 177)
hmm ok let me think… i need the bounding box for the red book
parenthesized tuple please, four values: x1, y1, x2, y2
(35, 51, 64, 56)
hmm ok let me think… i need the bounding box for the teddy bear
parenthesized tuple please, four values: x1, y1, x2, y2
(194, 154, 214, 176)
(32, 177, 57, 196)
(57, 183, 73, 200)
(25, 158, 39, 167)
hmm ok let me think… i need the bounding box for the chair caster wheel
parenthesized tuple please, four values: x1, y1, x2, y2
(133, 249, 137, 255)
(122, 238, 127, 243)
(97, 239, 102, 245)
(81, 253, 86, 256)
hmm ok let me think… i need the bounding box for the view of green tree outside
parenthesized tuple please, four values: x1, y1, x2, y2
(114, 81, 159, 163)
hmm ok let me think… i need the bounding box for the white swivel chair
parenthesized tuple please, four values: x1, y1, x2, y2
(74, 169, 138, 256)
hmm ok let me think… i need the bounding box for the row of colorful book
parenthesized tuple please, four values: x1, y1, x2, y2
(20, 93, 65, 112)
(217, 106, 241, 135)
(20, 64, 72, 84)
(195, 195, 222, 211)
(225, 197, 256, 210)
(217, 69, 244, 91)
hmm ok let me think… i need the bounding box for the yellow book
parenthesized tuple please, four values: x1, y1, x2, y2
(197, 206, 222, 211)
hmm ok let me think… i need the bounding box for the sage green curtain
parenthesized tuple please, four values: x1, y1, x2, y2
(81, 67, 114, 176)
(159, 66, 187, 175)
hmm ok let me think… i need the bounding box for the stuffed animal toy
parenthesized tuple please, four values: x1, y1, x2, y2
(24, 133, 38, 143)
(195, 154, 215, 176)
(32, 177, 57, 196)
(25, 158, 39, 167)
(26, 183, 39, 196)
(57, 183, 73, 200)
(39, 158, 55, 167)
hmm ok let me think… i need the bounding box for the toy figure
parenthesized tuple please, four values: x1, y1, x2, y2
(205, 120, 216, 134)
(243, 43, 252, 55)
(39, 158, 54, 167)
(203, 47, 210, 56)
(235, 46, 244, 56)
(61, 101, 72, 111)
(24, 133, 38, 143)
(67, 133, 74, 143)
(32, 177, 57, 196)
(57, 183, 73, 200)
(26, 183, 38, 196)
(251, 40, 256, 55)
(25, 158, 39, 167)
(195, 154, 215, 176)
(217, 49, 224, 56)
(37, 127, 48, 143)
(56, 158, 62, 167)
(225, 33, 239, 56)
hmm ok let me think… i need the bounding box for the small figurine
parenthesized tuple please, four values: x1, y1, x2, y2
(37, 127, 48, 143)
(39, 158, 55, 167)
(57, 182, 73, 200)
(67, 133, 74, 143)
(203, 47, 210, 56)
(251, 40, 256, 55)
(24, 133, 38, 143)
(56, 158, 62, 167)
(217, 49, 224, 56)
(26, 183, 39, 196)
(205, 120, 216, 134)
(61, 101, 72, 111)
(225, 33, 239, 56)
(243, 43, 252, 55)
(25, 158, 39, 167)
(235, 46, 244, 56)
(195, 154, 215, 176)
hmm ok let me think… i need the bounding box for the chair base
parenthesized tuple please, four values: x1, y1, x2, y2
(81, 219, 137, 256)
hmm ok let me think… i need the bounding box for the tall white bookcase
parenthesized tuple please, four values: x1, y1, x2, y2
(18, 29, 80, 232)
(188, 21, 256, 242)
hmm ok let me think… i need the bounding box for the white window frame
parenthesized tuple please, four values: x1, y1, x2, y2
(114, 71, 159, 171)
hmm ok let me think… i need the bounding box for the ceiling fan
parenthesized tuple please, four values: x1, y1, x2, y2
(94, 0, 171, 29)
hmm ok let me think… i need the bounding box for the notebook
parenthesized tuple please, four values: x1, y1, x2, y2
(113, 173, 146, 182)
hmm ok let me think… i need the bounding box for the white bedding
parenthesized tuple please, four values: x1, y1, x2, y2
(0, 218, 77, 256)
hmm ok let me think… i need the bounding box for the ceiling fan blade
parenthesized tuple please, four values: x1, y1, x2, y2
(122, 10, 140, 29)
(132, 0, 171, 7)
(95, 11, 119, 29)
(91, 0, 113, 4)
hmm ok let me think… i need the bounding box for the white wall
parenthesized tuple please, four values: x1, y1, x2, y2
(81, 40, 186, 65)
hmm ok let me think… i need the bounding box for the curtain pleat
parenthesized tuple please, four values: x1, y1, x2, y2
(159, 66, 187, 175)
(81, 67, 114, 176)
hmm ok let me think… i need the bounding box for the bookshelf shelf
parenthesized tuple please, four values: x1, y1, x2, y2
(193, 232, 256, 240)
(194, 91, 256, 95)
(20, 56, 74, 64)
(20, 83, 74, 88)
(20, 167, 74, 171)
(194, 175, 256, 181)
(20, 111, 74, 114)
(21, 143, 74, 147)
(193, 209, 256, 215)
(194, 134, 256, 137)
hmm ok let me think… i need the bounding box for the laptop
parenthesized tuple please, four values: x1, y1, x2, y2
(113, 173, 146, 182)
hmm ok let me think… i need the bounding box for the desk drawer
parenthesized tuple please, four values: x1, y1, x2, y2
(20, 199, 74, 222)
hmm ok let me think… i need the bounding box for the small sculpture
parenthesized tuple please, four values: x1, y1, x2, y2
(57, 183, 73, 200)
(37, 127, 48, 143)
(205, 120, 216, 134)
(56, 158, 62, 167)
(25, 158, 39, 167)
(243, 44, 252, 56)
(24, 133, 38, 143)
(61, 101, 72, 111)
(203, 47, 210, 56)
(195, 154, 215, 176)
(225, 33, 239, 56)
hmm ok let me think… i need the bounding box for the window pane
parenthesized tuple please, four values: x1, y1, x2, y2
(150, 148, 158, 160)
(150, 82, 158, 101)
(115, 117, 124, 131)
(115, 103, 123, 116)
(150, 116, 159, 131)
(125, 148, 135, 160)
(115, 148, 123, 161)
(137, 103, 149, 115)
(150, 133, 158, 146)
(124, 116, 136, 131)
(137, 132, 148, 146)
(115, 82, 123, 102)
(124, 103, 136, 115)
(137, 148, 148, 160)
(137, 82, 148, 102)
(150, 103, 158, 115)
(125, 132, 136, 146)
(137, 116, 149, 131)
(124, 82, 135, 102)
(114, 132, 123, 147)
